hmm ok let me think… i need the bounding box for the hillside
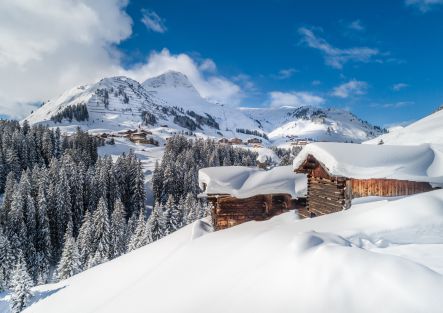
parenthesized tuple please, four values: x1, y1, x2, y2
(3, 190, 443, 313)
(24, 71, 386, 145)
(366, 106, 443, 145)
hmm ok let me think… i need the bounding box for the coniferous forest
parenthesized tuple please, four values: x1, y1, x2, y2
(0, 122, 259, 310)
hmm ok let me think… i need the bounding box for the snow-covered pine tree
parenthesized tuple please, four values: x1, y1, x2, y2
(145, 205, 165, 243)
(127, 209, 146, 252)
(7, 189, 28, 265)
(164, 195, 182, 234)
(89, 197, 111, 267)
(77, 210, 93, 270)
(56, 221, 80, 281)
(110, 199, 127, 258)
(35, 185, 52, 284)
(0, 228, 13, 290)
(10, 255, 33, 313)
(184, 193, 198, 224)
(177, 196, 188, 227)
(0, 172, 16, 228)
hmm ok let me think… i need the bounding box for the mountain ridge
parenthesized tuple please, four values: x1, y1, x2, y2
(24, 71, 386, 145)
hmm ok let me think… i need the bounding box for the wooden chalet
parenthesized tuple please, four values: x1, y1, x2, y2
(247, 138, 262, 144)
(199, 166, 307, 230)
(129, 128, 158, 145)
(229, 138, 243, 145)
(293, 142, 442, 218)
(218, 138, 229, 144)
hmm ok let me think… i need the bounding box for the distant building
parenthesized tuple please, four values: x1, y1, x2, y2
(229, 138, 243, 145)
(218, 138, 229, 144)
(129, 128, 158, 145)
(293, 143, 441, 218)
(247, 138, 262, 144)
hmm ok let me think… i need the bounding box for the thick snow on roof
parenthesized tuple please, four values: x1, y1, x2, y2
(293, 142, 443, 185)
(199, 165, 307, 198)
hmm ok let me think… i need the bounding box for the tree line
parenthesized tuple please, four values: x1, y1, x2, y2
(152, 135, 258, 204)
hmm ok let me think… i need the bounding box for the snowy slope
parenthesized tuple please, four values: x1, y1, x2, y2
(24, 71, 385, 145)
(25, 76, 167, 133)
(366, 106, 443, 145)
(7, 190, 443, 313)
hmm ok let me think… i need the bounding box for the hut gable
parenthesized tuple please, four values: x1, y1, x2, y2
(293, 143, 443, 218)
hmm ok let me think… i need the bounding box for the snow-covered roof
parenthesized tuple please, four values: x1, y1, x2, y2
(293, 142, 443, 186)
(198, 165, 307, 199)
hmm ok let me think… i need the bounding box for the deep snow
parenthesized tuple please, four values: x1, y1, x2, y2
(199, 165, 307, 198)
(3, 190, 442, 313)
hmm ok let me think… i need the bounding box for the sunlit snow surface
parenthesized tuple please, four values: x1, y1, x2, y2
(2, 190, 442, 313)
(366, 107, 443, 145)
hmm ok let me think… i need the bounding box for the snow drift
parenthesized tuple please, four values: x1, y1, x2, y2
(13, 190, 443, 313)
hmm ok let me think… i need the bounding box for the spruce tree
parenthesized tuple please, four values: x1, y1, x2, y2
(89, 198, 111, 267)
(127, 209, 146, 252)
(56, 222, 80, 281)
(77, 210, 93, 270)
(145, 205, 165, 243)
(110, 199, 127, 258)
(0, 228, 13, 289)
(35, 186, 52, 284)
(10, 255, 33, 313)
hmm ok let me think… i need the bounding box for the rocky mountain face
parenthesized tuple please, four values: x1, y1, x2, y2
(24, 71, 386, 144)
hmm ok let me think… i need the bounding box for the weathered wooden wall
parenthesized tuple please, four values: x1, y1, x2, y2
(350, 178, 433, 198)
(210, 194, 292, 230)
(307, 171, 347, 217)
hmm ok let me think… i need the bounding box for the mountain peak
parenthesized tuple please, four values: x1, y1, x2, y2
(142, 70, 195, 90)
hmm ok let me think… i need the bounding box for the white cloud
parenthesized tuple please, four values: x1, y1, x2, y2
(405, 0, 443, 12)
(272, 68, 298, 79)
(298, 27, 379, 69)
(0, 0, 132, 118)
(392, 83, 409, 91)
(348, 20, 365, 31)
(0, 1, 244, 118)
(124, 49, 244, 105)
(199, 59, 217, 73)
(332, 80, 368, 98)
(141, 9, 167, 33)
(267, 91, 325, 108)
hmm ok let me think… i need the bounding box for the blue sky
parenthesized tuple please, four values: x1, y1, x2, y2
(1, 0, 443, 126)
(118, 0, 443, 126)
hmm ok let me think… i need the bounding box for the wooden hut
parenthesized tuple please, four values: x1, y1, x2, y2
(247, 138, 262, 144)
(199, 166, 307, 230)
(293, 142, 442, 218)
(218, 138, 229, 144)
(229, 138, 243, 145)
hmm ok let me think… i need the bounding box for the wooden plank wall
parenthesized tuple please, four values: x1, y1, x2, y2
(351, 179, 433, 198)
(211, 194, 292, 230)
(307, 174, 346, 217)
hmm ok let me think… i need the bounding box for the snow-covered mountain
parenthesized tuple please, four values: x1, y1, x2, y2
(24, 71, 386, 144)
(7, 190, 443, 313)
(366, 105, 443, 145)
(242, 106, 385, 144)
